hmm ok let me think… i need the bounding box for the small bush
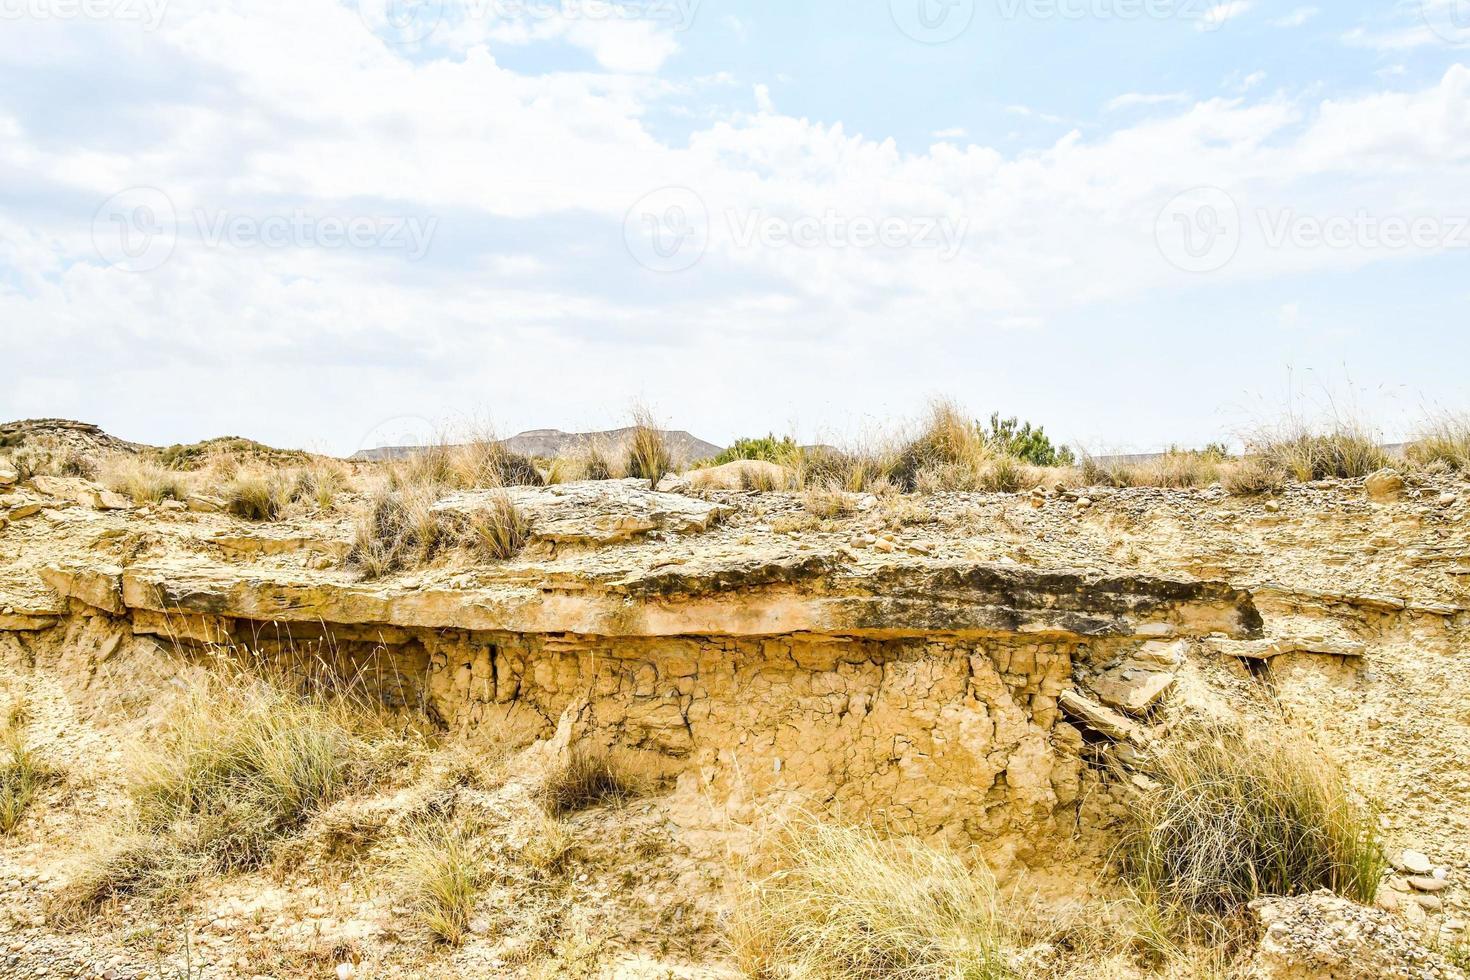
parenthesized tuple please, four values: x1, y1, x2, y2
(982, 413, 1075, 467)
(627, 407, 671, 488)
(708, 435, 799, 468)
(1408, 414, 1470, 471)
(803, 483, 857, 519)
(47, 834, 208, 924)
(348, 485, 456, 578)
(888, 399, 992, 492)
(978, 455, 1031, 493)
(795, 446, 888, 493)
(1222, 456, 1286, 496)
(102, 457, 190, 504)
(537, 746, 636, 816)
(1121, 729, 1385, 925)
(466, 491, 531, 561)
(1080, 453, 1142, 489)
(1, 727, 60, 834)
(291, 464, 349, 512)
(1256, 428, 1389, 482)
(728, 819, 1014, 980)
(393, 816, 485, 945)
(128, 669, 386, 872)
(1139, 450, 1223, 489)
(224, 470, 290, 521)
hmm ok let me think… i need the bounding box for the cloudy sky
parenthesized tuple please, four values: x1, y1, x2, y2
(1, 0, 1467, 455)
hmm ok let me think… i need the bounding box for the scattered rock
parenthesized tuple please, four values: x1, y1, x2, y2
(1364, 469, 1406, 503)
(1408, 876, 1449, 893)
(1250, 890, 1466, 980)
(0, 465, 16, 486)
(187, 493, 227, 514)
(1401, 850, 1434, 875)
(1088, 666, 1175, 716)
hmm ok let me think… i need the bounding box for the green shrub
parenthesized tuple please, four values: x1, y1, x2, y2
(708, 435, 799, 468)
(983, 413, 1076, 467)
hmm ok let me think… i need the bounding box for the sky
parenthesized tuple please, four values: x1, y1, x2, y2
(1, 0, 1468, 456)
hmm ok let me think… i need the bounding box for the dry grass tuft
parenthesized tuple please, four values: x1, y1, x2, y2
(1, 707, 61, 834)
(1254, 426, 1390, 482)
(1408, 413, 1470, 471)
(466, 490, 532, 561)
(1121, 728, 1385, 931)
(1222, 456, 1286, 496)
(803, 483, 858, 519)
(392, 814, 487, 945)
(627, 406, 671, 488)
(727, 818, 1015, 979)
(348, 484, 457, 578)
(537, 746, 638, 816)
(101, 456, 191, 504)
(889, 399, 994, 492)
(223, 469, 291, 521)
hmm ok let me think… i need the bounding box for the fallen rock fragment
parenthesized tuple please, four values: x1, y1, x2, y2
(1058, 690, 1151, 747)
(1365, 468, 1406, 503)
(0, 464, 16, 486)
(1087, 666, 1175, 716)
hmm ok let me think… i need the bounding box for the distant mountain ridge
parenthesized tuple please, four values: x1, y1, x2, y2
(352, 427, 724, 465)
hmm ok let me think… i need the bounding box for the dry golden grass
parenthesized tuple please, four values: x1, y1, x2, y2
(1120, 728, 1385, 932)
(802, 483, 858, 518)
(1408, 413, 1470, 471)
(54, 658, 417, 918)
(627, 406, 672, 488)
(536, 746, 638, 816)
(0, 702, 61, 834)
(728, 818, 1015, 979)
(466, 490, 531, 561)
(348, 483, 458, 578)
(223, 469, 291, 521)
(1221, 456, 1286, 496)
(1252, 425, 1390, 482)
(391, 814, 487, 945)
(100, 456, 191, 504)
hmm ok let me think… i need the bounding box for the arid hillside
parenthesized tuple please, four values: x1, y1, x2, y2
(1, 412, 1468, 979)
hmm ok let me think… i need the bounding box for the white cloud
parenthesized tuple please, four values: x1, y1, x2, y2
(3, 0, 1470, 447)
(1106, 92, 1191, 111)
(1270, 7, 1318, 28)
(1198, 1, 1253, 32)
(933, 127, 968, 140)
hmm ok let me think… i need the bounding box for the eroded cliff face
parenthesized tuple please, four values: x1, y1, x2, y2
(13, 541, 1259, 875)
(3, 471, 1469, 975)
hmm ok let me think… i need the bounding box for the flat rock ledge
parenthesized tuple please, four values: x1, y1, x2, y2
(36, 556, 1263, 641)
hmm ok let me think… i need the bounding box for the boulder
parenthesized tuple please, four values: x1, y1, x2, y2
(1364, 469, 1405, 503)
(0, 464, 17, 486)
